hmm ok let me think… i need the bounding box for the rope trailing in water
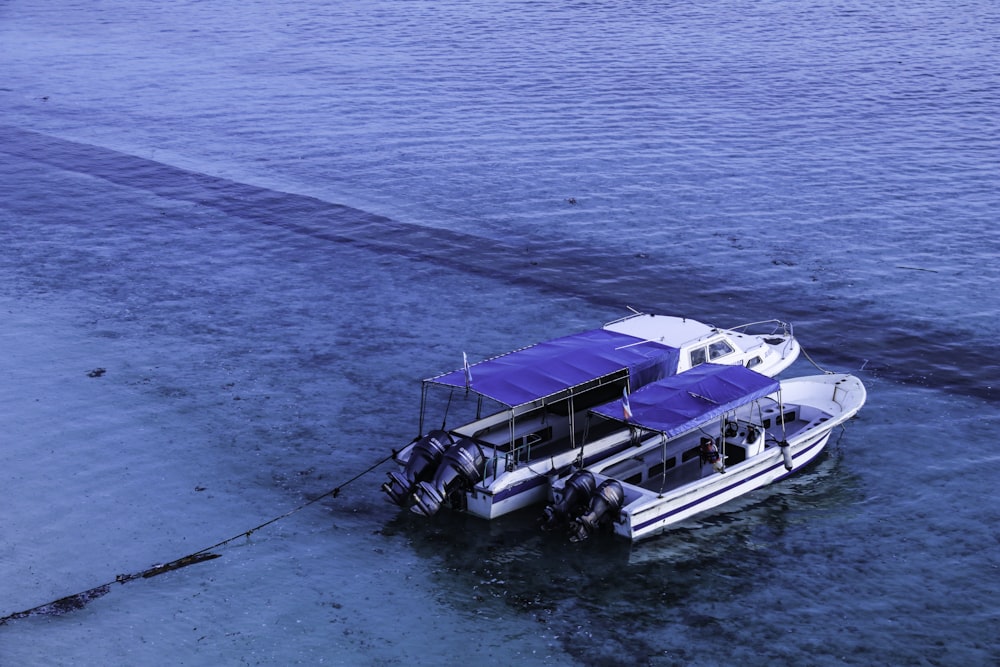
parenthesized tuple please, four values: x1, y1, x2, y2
(802, 344, 871, 376)
(800, 345, 832, 374)
(0, 451, 396, 627)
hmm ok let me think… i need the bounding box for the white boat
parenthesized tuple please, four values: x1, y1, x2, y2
(541, 363, 866, 542)
(381, 312, 800, 520)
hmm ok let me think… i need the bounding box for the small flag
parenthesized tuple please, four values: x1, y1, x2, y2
(463, 352, 473, 389)
(622, 386, 633, 421)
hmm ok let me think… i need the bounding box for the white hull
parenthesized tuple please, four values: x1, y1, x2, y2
(465, 429, 656, 519)
(384, 313, 800, 520)
(619, 428, 832, 540)
(547, 373, 867, 541)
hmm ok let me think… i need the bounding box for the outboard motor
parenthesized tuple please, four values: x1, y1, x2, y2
(540, 470, 596, 531)
(382, 430, 453, 507)
(410, 438, 485, 517)
(569, 479, 625, 543)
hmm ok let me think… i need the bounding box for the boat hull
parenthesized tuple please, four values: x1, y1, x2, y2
(467, 476, 549, 519)
(384, 313, 801, 520)
(463, 432, 651, 519)
(619, 428, 832, 540)
(544, 372, 867, 541)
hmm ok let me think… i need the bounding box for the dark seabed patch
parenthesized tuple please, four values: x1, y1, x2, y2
(3, 125, 994, 403)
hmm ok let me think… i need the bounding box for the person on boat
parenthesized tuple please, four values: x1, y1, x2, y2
(699, 436, 725, 473)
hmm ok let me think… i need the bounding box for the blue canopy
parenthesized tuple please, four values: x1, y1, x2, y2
(427, 328, 679, 407)
(592, 363, 780, 437)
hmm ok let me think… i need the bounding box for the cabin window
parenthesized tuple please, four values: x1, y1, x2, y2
(708, 339, 736, 360)
(778, 410, 797, 426)
(690, 347, 707, 367)
(649, 458, 676, 477)
(746, 355, 763, 369)
(682, 446, 701, 462)
(764, 411, 797, 429)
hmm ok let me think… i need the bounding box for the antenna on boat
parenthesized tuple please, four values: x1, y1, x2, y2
(614, 337, 666, 351)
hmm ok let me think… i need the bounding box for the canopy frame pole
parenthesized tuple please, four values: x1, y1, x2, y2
(779, 386, 787, 441)
(657, 433, 668, 495)
(719, 415, 725, 466)
(507, 410, 516, 471)
(418, 382, 429, 437)
(568, 394, 577, 451)
(439, 388, 455, 431)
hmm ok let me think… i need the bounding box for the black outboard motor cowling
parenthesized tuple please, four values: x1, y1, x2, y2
(411, 438, 485, 517)
(541, 470, 596, 531)
(569, 479, 625, 542)
(382, 430, 453, 507)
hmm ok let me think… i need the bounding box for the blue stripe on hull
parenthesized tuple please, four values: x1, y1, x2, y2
(477, 440, 632, 504)
(631, 435, 829, 534)
(491, 472, 548, 503)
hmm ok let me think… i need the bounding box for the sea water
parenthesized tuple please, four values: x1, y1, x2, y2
(1, 1, 998, 665)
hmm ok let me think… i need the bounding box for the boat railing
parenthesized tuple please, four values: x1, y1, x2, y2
(507, 432, 544, 470)
(603, 309, 646, 327)
(729, 318, 793, 337)
(481, 431, 545, 479)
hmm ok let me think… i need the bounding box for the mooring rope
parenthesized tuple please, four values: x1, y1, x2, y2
(801, 345, 873, 377)
(0, 451, 396, 627)
(799, 345, 832, 374)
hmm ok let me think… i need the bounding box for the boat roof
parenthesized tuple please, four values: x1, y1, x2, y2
(426, 328, 680, 408)
(603, 313, 717, 347)
(592, 363, 780, 438)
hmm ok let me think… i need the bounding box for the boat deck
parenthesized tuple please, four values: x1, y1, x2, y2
(597, 408, 821, 496)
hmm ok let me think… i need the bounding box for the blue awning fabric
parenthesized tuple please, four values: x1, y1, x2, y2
(592, 363, 779, 437)
(426, 328, 679, 407)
